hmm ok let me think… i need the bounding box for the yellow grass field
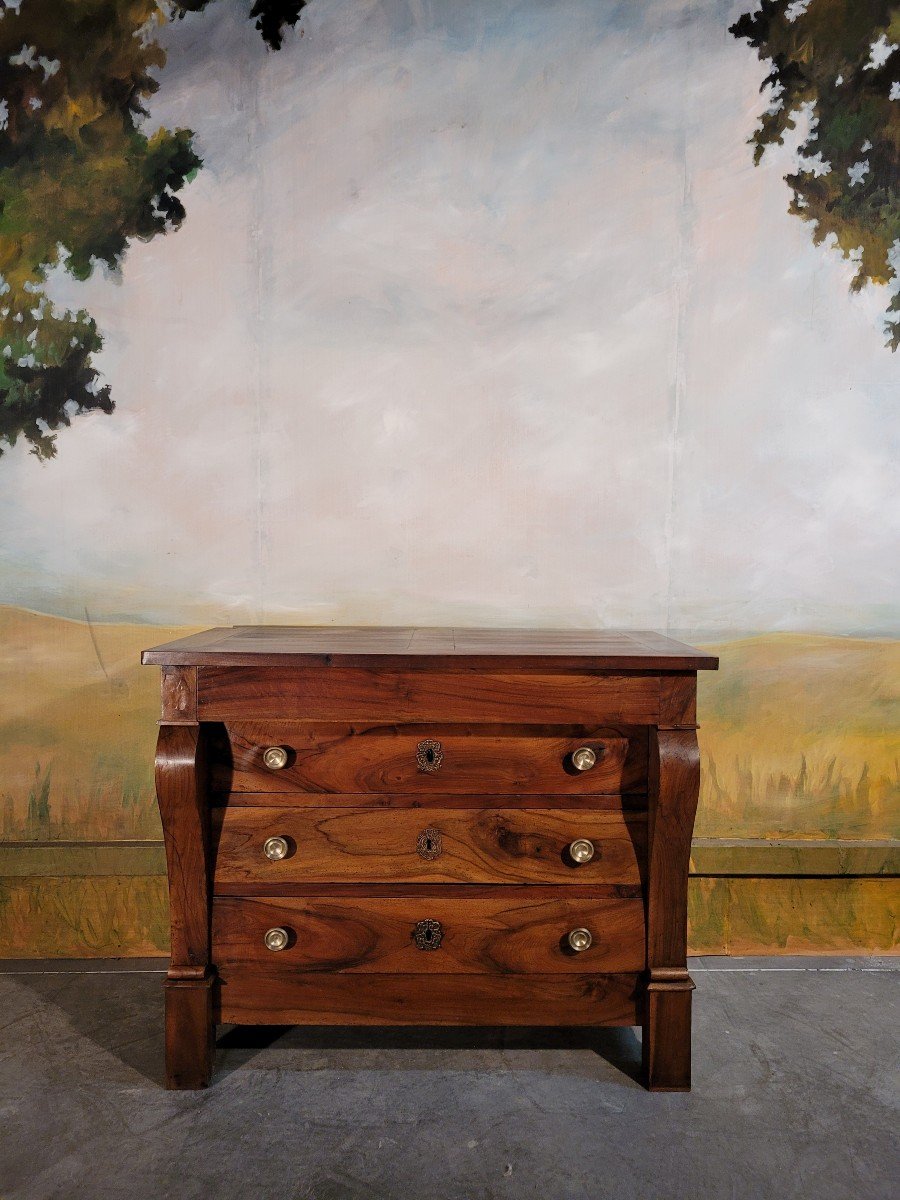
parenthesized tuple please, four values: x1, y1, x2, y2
(696, 634, 899, 840)
(0, 607, 195, 841)
(0, 606, 897, 843)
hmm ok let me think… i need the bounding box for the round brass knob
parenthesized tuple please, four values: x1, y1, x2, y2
(262, 746, 289, 770)
(263, 836, 289, 862)
(571, 746, 597, 772)
(567, 927, 593, 953)
(568, 838, 595, 864)
(264, 927, 290, 952)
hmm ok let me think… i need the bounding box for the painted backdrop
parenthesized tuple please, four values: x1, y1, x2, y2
(0, 0, 897, 955)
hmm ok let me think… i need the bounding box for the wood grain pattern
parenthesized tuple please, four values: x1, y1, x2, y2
(213, 894, 646, 974)
(210, 791, 649, 810)
(642, 725, 701, 1090)
(212, 882, 639, 899)
(212, 805, 646, 886)
(164, 976, 214, 1090)
(144, 627, 712, 1090)
(156, 723, 215, 1089)
(160, 666, 197, 724)
(215, 970, 641, 1026)
(214, 723, 647, 795)
(658, 673, 697, 727)
(143, 625, 719, 671)
(197, 666, 661, 724)
(155, 724, 210, 978)
(646, 728, 700, 970)
(642, 980, 694, 1092)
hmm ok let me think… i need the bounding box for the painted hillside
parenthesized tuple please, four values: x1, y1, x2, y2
(1, 607, 896, 844)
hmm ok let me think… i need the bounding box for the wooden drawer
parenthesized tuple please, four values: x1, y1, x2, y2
(211, 723, 647, 794)
(212, 805, 646, 886)
(212, 891, 646, 974)
(215, 970, 641, 1026)
(198, 664, 661, 724)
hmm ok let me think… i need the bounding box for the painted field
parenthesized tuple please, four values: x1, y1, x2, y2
(0, 607, 896, 844)
(0, 609, 897, 956)
(696, 635, 899, 842)
(0, 607, 193, 842)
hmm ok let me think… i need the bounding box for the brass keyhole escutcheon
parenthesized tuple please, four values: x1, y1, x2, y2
(412, 918, 443, 950)
(416, 738, 443, 773)
(416, 827, 442, 861)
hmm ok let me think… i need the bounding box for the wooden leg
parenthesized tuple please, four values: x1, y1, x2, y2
(644, 718, 701, 1093)
(642, 980, 693, 1091)
(165, 976, 214, 1089)
(155, 720, 214, 1089)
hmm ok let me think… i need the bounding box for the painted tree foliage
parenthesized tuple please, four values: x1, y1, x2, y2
(0, 0, 306, 461)
(731, 1, 900, 350)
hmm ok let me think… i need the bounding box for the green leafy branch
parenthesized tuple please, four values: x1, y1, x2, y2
(731, 0, 900, 350)
(0, 0, 307, 461)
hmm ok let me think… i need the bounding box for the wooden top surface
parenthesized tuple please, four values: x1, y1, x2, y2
(141, 627, 718, 670)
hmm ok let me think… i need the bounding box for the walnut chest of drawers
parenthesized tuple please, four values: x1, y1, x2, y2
(142, 627, 718, 1090)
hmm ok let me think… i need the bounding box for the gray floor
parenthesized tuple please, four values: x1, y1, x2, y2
(0, 958, 896, 1200)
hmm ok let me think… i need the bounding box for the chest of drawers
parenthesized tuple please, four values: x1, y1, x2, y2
(142, 627, 717, 1090)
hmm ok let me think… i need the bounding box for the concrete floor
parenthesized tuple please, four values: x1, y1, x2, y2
(0, 958, 896, 1200)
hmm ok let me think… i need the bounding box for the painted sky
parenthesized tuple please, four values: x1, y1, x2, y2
(0, 0, 896, 633)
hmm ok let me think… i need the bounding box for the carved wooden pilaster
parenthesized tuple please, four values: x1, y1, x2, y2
(155, 721, 213, 1088)
(643, 678, 701, 1091)
(160, 666, 198, 724)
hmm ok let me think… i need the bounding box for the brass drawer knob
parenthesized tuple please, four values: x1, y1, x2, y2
(571, 746, 597, 772)
(567, 927, 593, 953)
(264, 927, 290, 952)
(262, 746, 289, 770)
(568, 838, 595, 864)
(263, 836, 289, 862)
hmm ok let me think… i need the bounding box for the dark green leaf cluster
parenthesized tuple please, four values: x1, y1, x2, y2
(0, 0, 305, 461)
(731, 1, 900, 350)
(0, 1, 203, 458)
(173, 0, 308, 51)
(0, 307, 112, 462)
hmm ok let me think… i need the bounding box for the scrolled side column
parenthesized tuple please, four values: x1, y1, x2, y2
(642, 694, 700, 1091)
(156, 708, 214, 1089)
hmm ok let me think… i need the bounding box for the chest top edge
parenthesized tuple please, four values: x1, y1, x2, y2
(141, 626, 719, 672)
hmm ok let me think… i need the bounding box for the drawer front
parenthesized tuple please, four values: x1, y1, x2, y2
(213, 806, 646, 886)
(215, 970, 641, 1027)
(213, 723, 647, 794)
(199, 665, 660, 724)
(212, 893, 646, 974)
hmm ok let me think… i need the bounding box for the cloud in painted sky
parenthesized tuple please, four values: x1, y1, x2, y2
(0, 0, 896, 633)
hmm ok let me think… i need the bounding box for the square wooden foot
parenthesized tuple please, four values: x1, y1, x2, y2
(164, 975, 214, 1089)
(642, 982, 692, 1091)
